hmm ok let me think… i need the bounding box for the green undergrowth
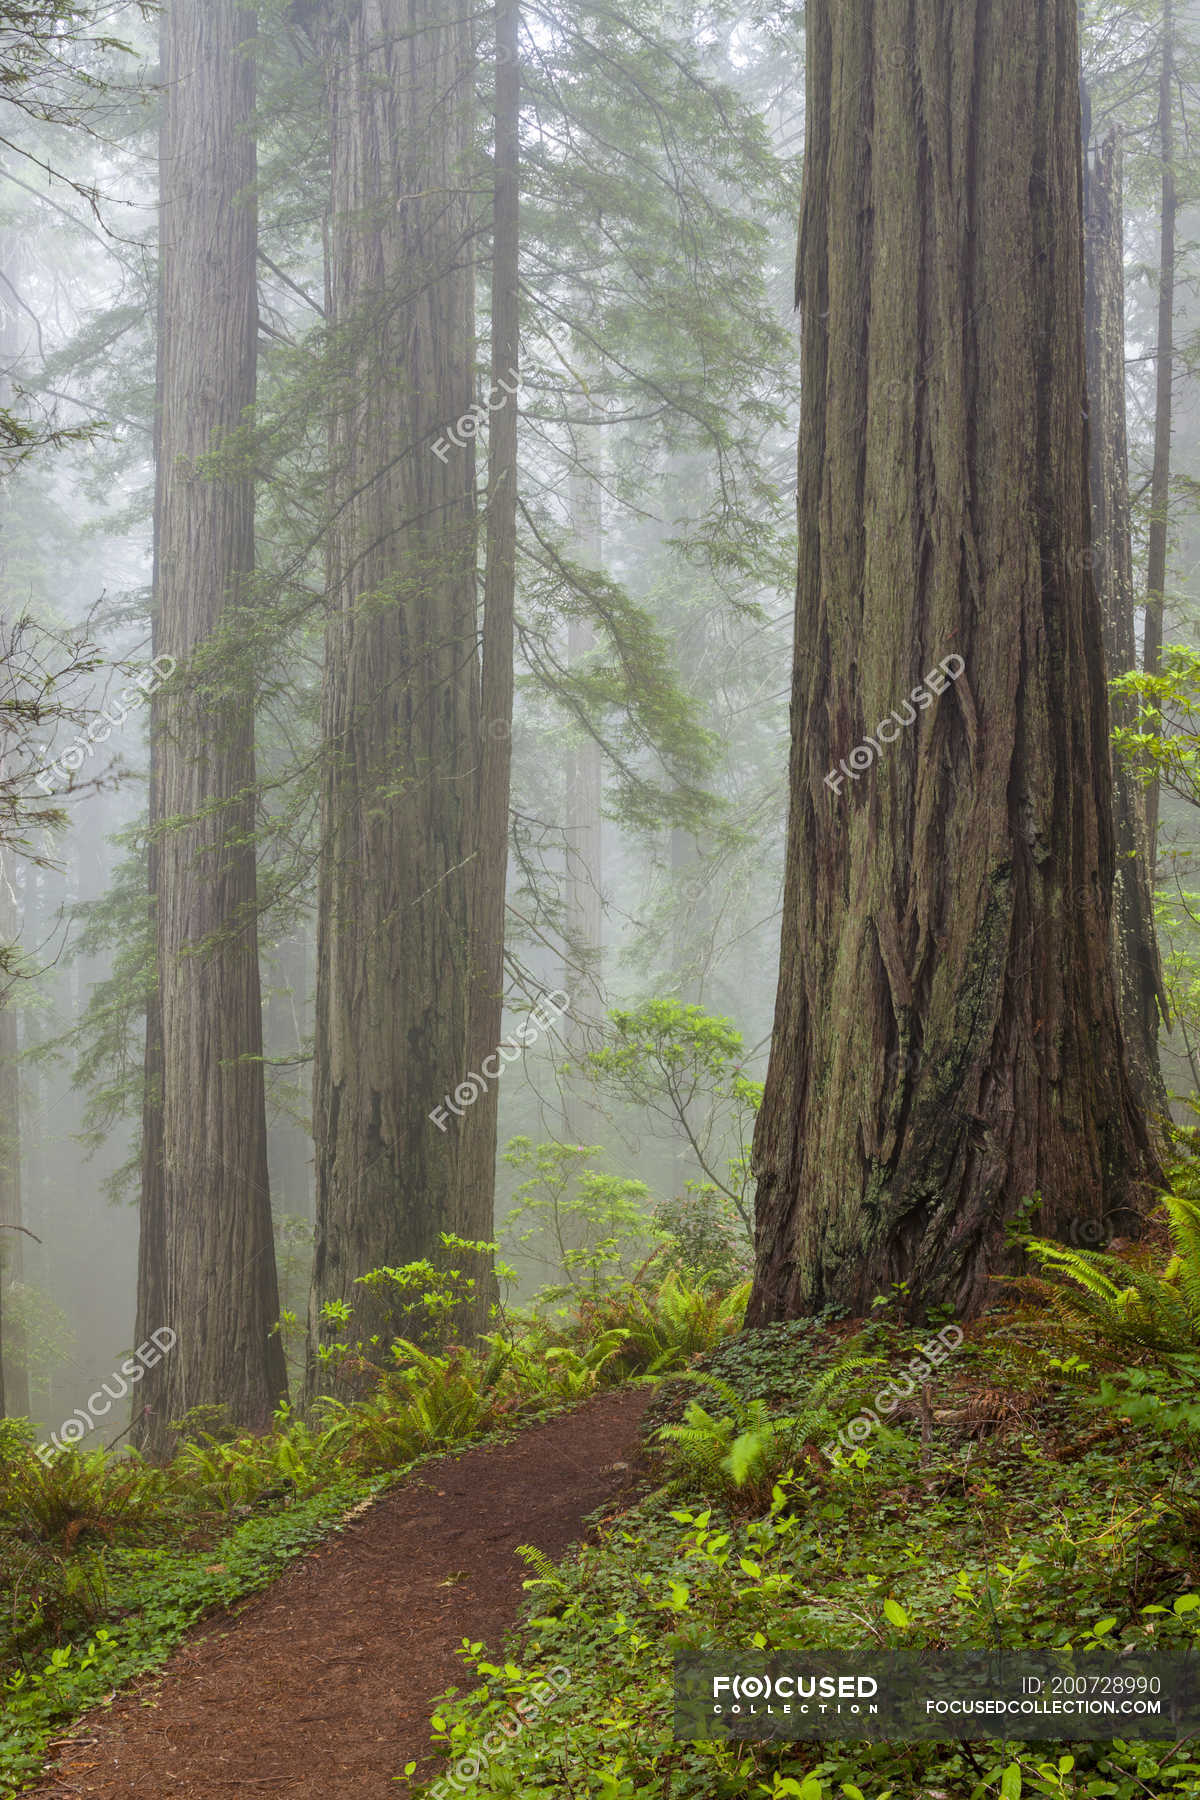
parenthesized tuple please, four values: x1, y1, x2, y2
(0, 1469, 382, 1794)
(410, 1298, 1200, 1800)
(0, 1256, 745, 1796)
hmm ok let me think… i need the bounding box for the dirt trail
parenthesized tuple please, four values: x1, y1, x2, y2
(28, 1386, 651, 1799)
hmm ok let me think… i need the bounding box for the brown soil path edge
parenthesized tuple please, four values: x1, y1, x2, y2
(27, 1386, 653, 1799)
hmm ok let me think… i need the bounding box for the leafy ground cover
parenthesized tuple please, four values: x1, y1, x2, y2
(0, 1259, 742, 1796)
(412, 1279, 1200, 1799)
(0, 1470, 380, 1794)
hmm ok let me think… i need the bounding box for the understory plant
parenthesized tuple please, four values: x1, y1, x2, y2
(501, 1137, 654, 1302)
(412, 1305, 1200, 1800)
(579, 998, 762, 1250)
(1024, 1190, 1200, 1357)
(656, 1357, 879, 1507)
(574, 1264, 750, 1374)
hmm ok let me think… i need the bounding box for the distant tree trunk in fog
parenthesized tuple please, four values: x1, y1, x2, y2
(140, 0, 286, 1453)
(0, 855, 27, 1420)
(748, 0, 1160, 1326)
(1083, 127, 1169, 1130)
(562, 608, 604, 1142)
(462, 0, 520, 1263)
(0, 235, 26, 1418)
(134, 114, 169, 1450)
(308, 0, 483, 1384)
(1144, 0, 1176, 865)
(263, 930, 313, 1222)
(561, 383, 605, 1143)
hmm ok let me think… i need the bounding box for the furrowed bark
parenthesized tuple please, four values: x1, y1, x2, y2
(308, 0, 482, 1383)
(1144, 0, 1175, 866)
(460, 0, 521, 1321)
(147, 0, 286, 1449)
(749, 0, 1161, 1325)
(1083, 126, 1169, 1132)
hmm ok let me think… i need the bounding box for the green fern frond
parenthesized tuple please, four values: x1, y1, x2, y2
(516, 1543, 570, 1593)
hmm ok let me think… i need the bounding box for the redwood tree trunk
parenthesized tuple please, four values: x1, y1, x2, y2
(561, 434, 604, 1142)
(748, 0, 1160, 1325)
(0, 238, 27, 1419)
(0, 855, 23, 1419)
(1144, 0, 1175, 866)
(134, 101, 169, 1450)
(146, 0, 286, 1450)
(1083, 127, 1169, 1131)
(461, 0, 520, 1294)
(308, 0, 482, 1379)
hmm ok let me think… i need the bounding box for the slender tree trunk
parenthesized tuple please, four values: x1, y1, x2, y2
(462, 0, 520, 1284)
(0, 235, 27, 1418)
(263, 930, 313, 1222)
(561, 396, 605, 1142)
(0, 858, 26, 1419)
(748, 0, 1160, 1326)
(1083, 125, 1169, 1130)
(134, 102, 169, 1450)
(1145, 0, 1175, 865)
(144, 0, 286, 1452)
(562, 607, 604, 1143)
(308, 0, 482, 1382)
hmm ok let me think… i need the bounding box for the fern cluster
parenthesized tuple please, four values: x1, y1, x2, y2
(575, 1269, 750, 1375)
(1025, 1193, 1200, 1358)
(655, 1356, 879, 1504)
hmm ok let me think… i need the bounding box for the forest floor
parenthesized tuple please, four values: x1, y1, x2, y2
(25, 1386, 652, 1799)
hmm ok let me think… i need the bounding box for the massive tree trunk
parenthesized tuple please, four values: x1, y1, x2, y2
(748, 0, 1161, 1326)
(144, 0, 286, 1452)
(308, 0, 482, 1380)
(1144, 0, 1175, 867)
(1083, 127, 1169, 1132)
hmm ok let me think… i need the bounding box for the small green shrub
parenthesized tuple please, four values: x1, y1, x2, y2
(169, 1411, 335, 1514)
(653, 1183, 751, 1283)
(315, 1340, 505, 1473)
(502, 1138, 654, 1302)
(0, 1414, 35, 1470)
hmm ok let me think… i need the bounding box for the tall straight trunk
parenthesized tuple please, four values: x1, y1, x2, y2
(1083, 127, 1169, 1128)
(0, 856, 26, 1419)
(145, 0, 286, 1452)
(462, 0, 520, 1271)
(263, 929, 314, 1221)
(0, 860, 21, 1422)
(134, 106, 169, 1450)
(0, 235, 27, 1418)
(1145, 0, 1175, 865)
(748, 0, 1160, 1326)
(308, 0, 482, 1379)
(561, 395, 604, 1142)
(562, 606, 604, 1142)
